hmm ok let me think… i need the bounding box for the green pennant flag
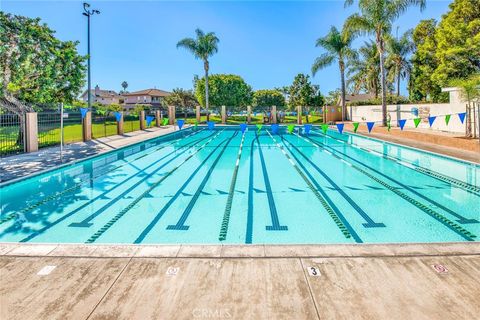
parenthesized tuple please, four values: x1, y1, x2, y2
(445, 114, 451, 126)
(353, 122, 359, 133)
(413, 118, 421, 128)
(194, 120, 198, 128)
(287, 124, 295, 134)
(321, 124, 328, 134)
(162, 118, 169, 126)
(387, 120, 391, 132)
(256, 124, 263, 133)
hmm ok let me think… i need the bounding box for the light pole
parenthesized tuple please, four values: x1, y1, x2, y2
(83, 2, 100, 110)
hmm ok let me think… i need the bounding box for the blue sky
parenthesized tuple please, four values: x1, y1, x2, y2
(2, 1, 451, 96)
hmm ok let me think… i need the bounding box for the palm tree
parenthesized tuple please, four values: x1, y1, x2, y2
(177, 29, 219, 120)
(344, 0, 426, 125)
(347, 41, 380, 98)
(386, 31, 414, 97)
(312, 25, 356, 121)
(121, 81, 128, 93)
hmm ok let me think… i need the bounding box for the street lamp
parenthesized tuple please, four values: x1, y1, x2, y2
(83, 2, 100, 110)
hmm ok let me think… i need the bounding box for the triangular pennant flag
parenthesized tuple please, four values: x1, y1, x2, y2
(114, 112, 122, 122)
(413, 118, 421, 128)
(177, 119, 185, 130)
(458, 112, 466, 124)
(256, 124, 263, 133)
(194, 120, 198, 128)
(80, 108, 88, 119)
(428, 116, 436, 127)
(240, 123, 247, 133)
(146, 115, 155, 127)
(304, 124, 312, 135)
(398, 119, 407, 130)
(321, 124, 328, 134)
(352, 122, 359, 133)
(162, 118, 169, 126)
(287, 124, 295, 134)
(336, 123, 344, 134)
(445, 114, 451, 126)
(366, 122, 375, 133)
(271, 124, 279, 134)
(207, 121, 215, 130)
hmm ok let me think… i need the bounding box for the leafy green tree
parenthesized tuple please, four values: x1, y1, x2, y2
(450, 74, 480, 137)
(0, 13, 86, 114)
(288, 74, 324, 110)
(252, 90, 286, 108)
(177, 29, 219, 115)
(312, 25, 355, 121)
(325, 89, 342, 106)
(194, 74, 253, 112)
(164, 88, 198, 108)
(108, 103, 124, 112)
(344, 0, 426, 125)
(347, 41, 380, 97)
(432, 0, 480, 86)
(386, 31, 414, 96)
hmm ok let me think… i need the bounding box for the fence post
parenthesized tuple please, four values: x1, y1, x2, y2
(155, 110, 161, 127)
(196, 105, 201, 123)
(297, 106, 302, 125)
(247, 106, 252, 124)
(140, 110, 146, 130)
(24, 112, 38, 153)
(271, 105, 277, 124)
(83, 111, 92, 141)
(168, 106, 175, 125)
(221, 105, 226, 124)
(117, 111, 124, 135)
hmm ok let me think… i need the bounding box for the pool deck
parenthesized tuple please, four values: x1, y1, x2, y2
(1, 242, 479, 319)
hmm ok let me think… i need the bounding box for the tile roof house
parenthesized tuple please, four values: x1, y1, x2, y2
(80, 85, 123, 105)
(122, 88, 171, 110)
(338, 93, 376, 106)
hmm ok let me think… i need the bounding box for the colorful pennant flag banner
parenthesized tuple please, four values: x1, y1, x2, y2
(240, 123, 247, 133)
(146, 115, 154, 127)
(304, 124, 312, 135)
(162, 118, 169, 126)
(428, 116, 436, 127)
(445, 114, 451, 125)
(271, 124, 279, 134)
(177, 119, 185, 130)
(353, 122, 359, 133)
(256, 124, 263, 133)
(207, 121, 215, 130)
(321, 124, 328, 134)
(80, 108, 88, 119)
(194, 120, 198, 128)
(336, 123, 344, 134)
(398, 119, 407, 130)
(287, 124, 295, 134)
(366, 122, 375, 133)
(114, 112, 122, 122)
(458, 112, 466, 124)
(413, 118, 421, 128)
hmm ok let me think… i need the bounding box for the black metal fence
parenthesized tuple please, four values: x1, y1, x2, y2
(91, 112, 117, 139)
(124, 114, 140, 133)
(0, 113, 24, 157)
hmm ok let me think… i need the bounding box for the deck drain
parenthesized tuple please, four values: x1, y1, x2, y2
(37, 265, 56, 276)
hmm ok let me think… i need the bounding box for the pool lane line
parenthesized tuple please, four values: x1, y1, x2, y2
(281, 135, 386, 228)
(310, 131, 479, 225)
(19, 131, 220, 243)
(85, 130, 229, 244)
(320, 131, 480, 197)
(266, 131, 360, 242)
(245, 138, 255, 244)
(167, 132, 239, 231)
(256, 132, 288, 231)
(133, 132, 236, 243)
(0, 129, 206, 226)
(303, 134, 477, 241)
(218, 131, 246, 241)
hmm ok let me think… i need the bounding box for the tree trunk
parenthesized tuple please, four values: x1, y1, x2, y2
(377, 37, 388, 126)
(204, 60, 210, 122)
(340, 60, 346, 122)
(397, 67, 401, 97)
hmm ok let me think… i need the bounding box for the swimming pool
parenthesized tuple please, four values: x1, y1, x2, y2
(0, 126, 478, 244)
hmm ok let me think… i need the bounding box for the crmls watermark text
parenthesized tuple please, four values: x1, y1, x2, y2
(192, 308, 232, 318)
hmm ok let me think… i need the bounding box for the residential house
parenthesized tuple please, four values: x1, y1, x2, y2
(337, 93, 376, 106)
(123, 88, 171, 110)
(80, 85, 123, 105)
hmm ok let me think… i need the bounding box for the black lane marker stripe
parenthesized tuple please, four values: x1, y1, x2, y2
(85, 131, 230, 243)
(312, 131, 479, 225)
(256, 133, 288, 231)
(134, 132, 235, 243)
(19, 131, 215, 242)
(266, 132, 359, 242)
(282, 135, 385, 228)
(0, 129, 205, 225)
(245, 138, 255, 244)
(306, 134, 477, 241)
(219, 132, 246, 241)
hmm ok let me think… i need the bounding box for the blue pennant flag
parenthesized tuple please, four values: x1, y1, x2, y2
(177, 119, 185, 130)
(207, 121, 215, 130)
(80, 108, 88, 119)
(336, 123, 344, 134)
(398, 119, 407, 130)
(254, 112, 257, 117)
(271, 124, 279, 134)
(292, 112, 297, 116)
(428, 116, 436, 127)
(114, 112, 122, 122)
(304, 124, 312, 135)
(240, 123, 247, 133)
(366, 122, 375, 133)
(146, 115, 154, 127)
(458, 112, 466, 124)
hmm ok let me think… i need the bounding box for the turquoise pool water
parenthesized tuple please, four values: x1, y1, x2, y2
(0, 126, 479, 244)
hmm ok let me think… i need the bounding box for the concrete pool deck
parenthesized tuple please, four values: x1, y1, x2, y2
(0, 242, 479, 319)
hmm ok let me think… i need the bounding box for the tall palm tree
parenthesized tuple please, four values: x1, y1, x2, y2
(312, 25, 356, 121)
(386, 31, 414, 97)
(347, 40, 380, 97)
(177, 29, 219, 120)
(121, 81, 128, 93)
(344, 0, 426, 125)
